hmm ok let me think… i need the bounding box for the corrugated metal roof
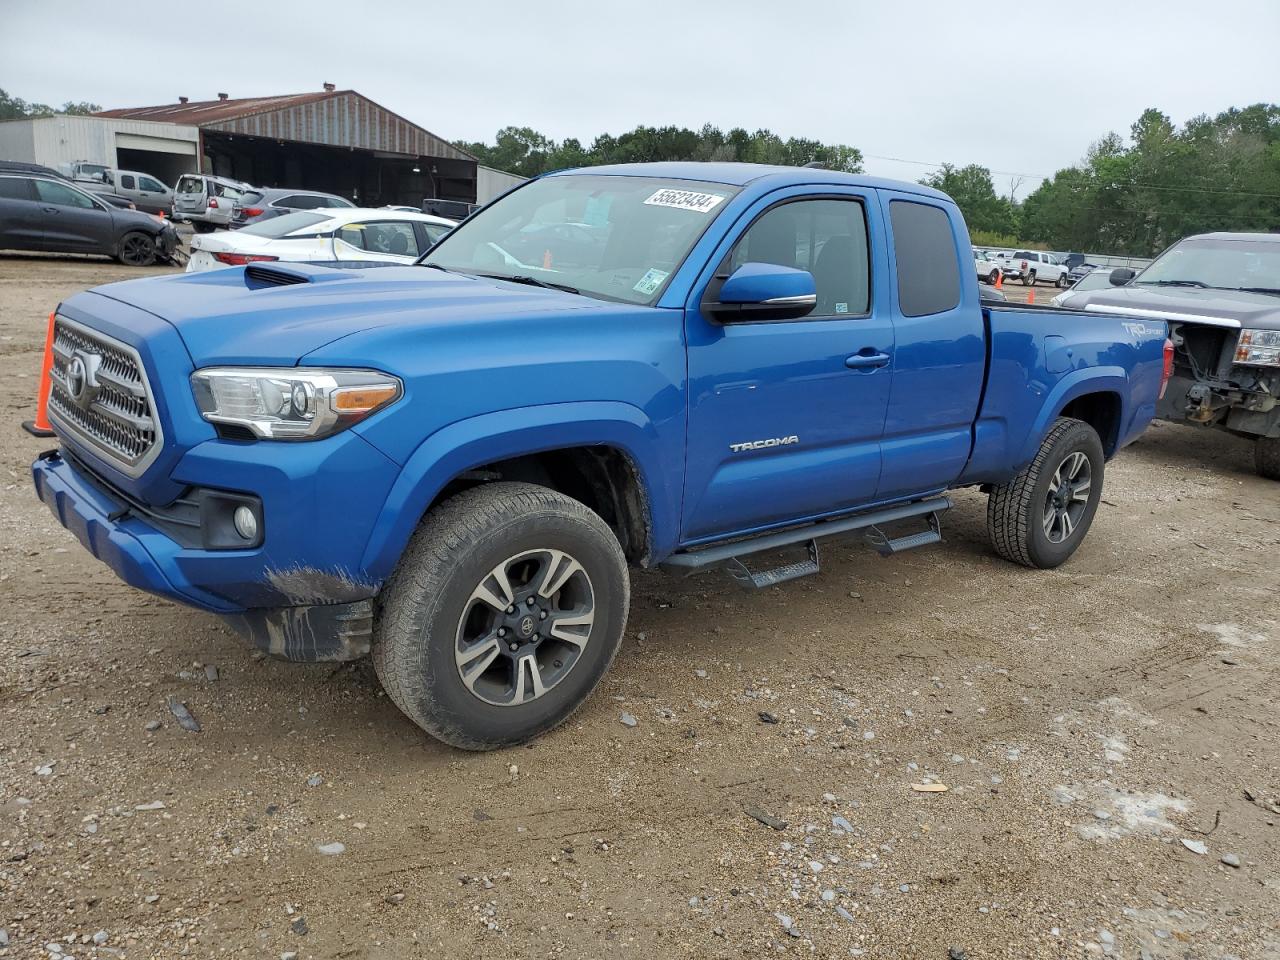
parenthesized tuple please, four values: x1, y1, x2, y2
(95, 90, 474, 162)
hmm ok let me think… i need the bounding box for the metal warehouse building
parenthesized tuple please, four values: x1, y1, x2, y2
(95, 84, 481, 206)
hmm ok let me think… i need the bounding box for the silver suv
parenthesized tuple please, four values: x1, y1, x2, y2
(173, 174, 252, 232)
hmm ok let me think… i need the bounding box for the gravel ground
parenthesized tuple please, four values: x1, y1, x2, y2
(1, 254, 1277, 959)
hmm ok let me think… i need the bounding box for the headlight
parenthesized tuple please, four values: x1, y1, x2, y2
(1235, 329, 1280, 367)
(190, 368, 402, 440)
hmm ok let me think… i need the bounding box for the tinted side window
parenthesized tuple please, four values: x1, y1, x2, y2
(35, 180, 96, 209)
(139, 176, 164, 192)
(0, 177, 34, 200)
(727, 198, 871, 317)
(337, 220, 420, 256)
(119, 174, 136, 190)
(889, 200, 961, 317)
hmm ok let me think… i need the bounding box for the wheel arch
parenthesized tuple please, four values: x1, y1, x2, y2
(1018, 367, 1129, 466)
(359, 402, 673, 581)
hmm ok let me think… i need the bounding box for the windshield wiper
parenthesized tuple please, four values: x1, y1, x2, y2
(1138, 279, 1210, 288)
(477, 272, 581, 295)
(1235, 286, 1280, 296)
(418, 262, 451, 272)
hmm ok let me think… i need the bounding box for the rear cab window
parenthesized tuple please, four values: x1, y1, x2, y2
(889, 200, 961, 317)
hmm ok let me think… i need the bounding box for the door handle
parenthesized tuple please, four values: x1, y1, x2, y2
(845, 350, 891, 370)
(41, 206, 59, 214)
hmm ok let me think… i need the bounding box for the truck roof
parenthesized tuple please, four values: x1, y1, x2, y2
(546, 161, 952, 202)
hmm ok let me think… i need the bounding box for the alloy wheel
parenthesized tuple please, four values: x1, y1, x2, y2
(454, 548, 595, 706)
(1042, 451, 1091, 543)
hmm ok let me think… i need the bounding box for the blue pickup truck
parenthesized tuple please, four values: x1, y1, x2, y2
(31, 162, 1171, 749)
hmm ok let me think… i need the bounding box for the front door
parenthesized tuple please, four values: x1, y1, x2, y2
(681, 190, 894, 543)
(33, 179, 112, 254)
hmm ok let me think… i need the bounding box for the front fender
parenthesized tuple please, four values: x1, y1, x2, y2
(359, 401, 678, 580)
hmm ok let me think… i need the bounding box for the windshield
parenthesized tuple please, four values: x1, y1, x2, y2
(1136, 237, 1280, 291)
(237, 211, 333, 238)
(423, 175, 740, 304)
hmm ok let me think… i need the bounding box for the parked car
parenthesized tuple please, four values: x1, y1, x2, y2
(0, 172, 180, 265)
(1064, 232, 1280, 479)
(0, 161, 138, 211)
(1004, 250, 1070, 287)
(83, 169, 174, 216)
(423, 198, 479, 220)
(979, 281, 1005, 301)
(1049, 265, 1114, 306)
(186, 208, 456, 272)
(31, 162, 1168, 749)
(231, 188, 356, 229)
(973, 248, 1002, 285)
(172, 173, 252, 232)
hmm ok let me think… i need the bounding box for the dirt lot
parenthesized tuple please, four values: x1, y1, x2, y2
(1, 254, 1277, 960)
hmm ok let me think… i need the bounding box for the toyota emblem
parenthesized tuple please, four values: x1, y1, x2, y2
(66, 355, 88, 403)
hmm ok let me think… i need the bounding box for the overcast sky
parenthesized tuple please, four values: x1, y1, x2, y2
(4, 0, 1277, 194)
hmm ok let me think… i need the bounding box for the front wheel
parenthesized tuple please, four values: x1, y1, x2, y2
(1057, 273, 1070, 288)
(1256, 437, 1280, 480)
(373, 482, 629, 750)
(116, 231, 156, 267)
(987, 417, 1105, 569)
(988, 269, 1000, 285)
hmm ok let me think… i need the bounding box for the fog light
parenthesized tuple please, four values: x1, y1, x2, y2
(232, 505, 259, 541)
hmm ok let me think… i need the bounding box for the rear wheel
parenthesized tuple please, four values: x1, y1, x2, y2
(1024, 270, 1037, 286)
(373, 482, 629, 750)
(988, 269, 1000, 285)
(116, 231, 156, 267)
(1057, 272, 1070, 288)
(1256, 437, 1280, 481)
(987, 417, 1105, 569)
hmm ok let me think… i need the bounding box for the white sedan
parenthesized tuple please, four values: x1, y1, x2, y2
(185, 208, 456, 272)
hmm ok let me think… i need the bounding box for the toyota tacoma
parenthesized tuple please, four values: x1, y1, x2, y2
(31, 163, 1170, 749)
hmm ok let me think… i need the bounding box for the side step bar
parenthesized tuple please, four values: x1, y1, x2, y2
(660, 496, 951, 585)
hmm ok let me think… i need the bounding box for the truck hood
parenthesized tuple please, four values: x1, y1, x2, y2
(86, 262, 599, 365)
(1068, 284, 1280, 330)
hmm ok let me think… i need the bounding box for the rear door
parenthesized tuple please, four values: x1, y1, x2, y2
(33, 179, 114, 253)
(681, 187, 894, 542)
(0, 176, 43, 250)
(873, 192, 986, 499)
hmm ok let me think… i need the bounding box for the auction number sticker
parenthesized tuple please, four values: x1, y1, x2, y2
(643, 189, 726, 213)
(633, 268, 670, 295)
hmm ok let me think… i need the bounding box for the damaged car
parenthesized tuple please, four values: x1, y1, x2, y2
(1064, 232, 1280, 479)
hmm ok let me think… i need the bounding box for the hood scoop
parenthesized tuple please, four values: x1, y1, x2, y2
(244, 264, 312, 289)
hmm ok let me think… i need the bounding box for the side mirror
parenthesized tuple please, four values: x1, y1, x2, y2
(708, 262, 817, 323)
(1109, 267, 1136, 286)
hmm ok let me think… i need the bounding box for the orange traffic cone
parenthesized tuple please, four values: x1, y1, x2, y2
(994, 271, 1002, 290)
(22, 312, 57, 438)
(1027, 286, 1036, 305)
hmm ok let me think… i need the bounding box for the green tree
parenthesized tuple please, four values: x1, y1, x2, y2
(0, 88, 99, 120)
(920, 164, 1018, 235)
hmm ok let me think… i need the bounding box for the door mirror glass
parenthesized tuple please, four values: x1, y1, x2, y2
(709, 262, 816, 322)
(1109, 267, 1136, 286)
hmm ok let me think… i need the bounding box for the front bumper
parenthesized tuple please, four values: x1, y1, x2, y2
(32, 427, 403, 659)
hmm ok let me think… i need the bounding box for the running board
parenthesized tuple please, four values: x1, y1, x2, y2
(660, 497, 951, 585)
(864, 510, 943, 557)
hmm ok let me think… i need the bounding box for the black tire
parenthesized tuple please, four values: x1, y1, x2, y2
(192, 221, 215, 234)
(1256, 437, 1280, 481)
(116, 231, 156, 267)
(988, 269, 1000, 285)
(1024, 270, 1037, 286)
(373, 482, 629, 750)
(987, 417, 1105, 569)
(1057, 273, 1070, 288)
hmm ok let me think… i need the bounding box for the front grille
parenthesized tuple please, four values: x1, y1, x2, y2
(47, 316, 162, 476)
